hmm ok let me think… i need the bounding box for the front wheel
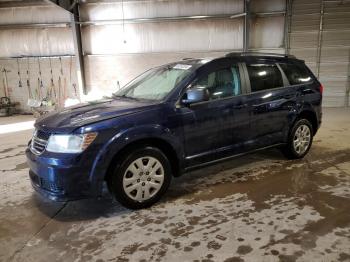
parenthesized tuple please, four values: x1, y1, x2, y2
(282, 119, 313, 159)
(107, 146, 172, 209)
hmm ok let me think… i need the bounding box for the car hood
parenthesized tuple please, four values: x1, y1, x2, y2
(35, 98, 157, 133)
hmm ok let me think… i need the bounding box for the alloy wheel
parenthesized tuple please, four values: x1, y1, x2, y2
(293, 124, 311, 155)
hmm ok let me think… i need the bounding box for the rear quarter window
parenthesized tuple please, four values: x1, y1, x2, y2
(279, 63, 313, 85)
(246, 63, 283, 92)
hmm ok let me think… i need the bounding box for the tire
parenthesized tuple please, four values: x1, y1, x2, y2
(107, 146, 172, 209)
(282, 119, 313, 159)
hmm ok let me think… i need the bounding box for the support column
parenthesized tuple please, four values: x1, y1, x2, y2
(243, 0, 250, 52)
(316, 0, 324, 79)
(70, 10, 87, 97)
(284, 0, 293, 55)
(346, 49, 350, 106)
(45, 0, 87, 97)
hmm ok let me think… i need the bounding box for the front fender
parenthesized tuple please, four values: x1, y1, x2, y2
(89, 124, 183, 195)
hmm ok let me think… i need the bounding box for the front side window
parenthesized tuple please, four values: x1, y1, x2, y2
(246, 63, 283, 92)
(114, 64, 193, 101)
(190, 65, 241, 100)
(279, 63, 313, 85)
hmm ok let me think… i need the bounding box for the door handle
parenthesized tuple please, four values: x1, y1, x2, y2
(301, 89, 314, 95)
(232, 103, 247, 109)
(283, 94, 294, 99)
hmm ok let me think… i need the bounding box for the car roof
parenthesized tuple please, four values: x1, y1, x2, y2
(158, 52, 304, 74)
(225, 51, 296, 59)
(170, 52, 303, 66)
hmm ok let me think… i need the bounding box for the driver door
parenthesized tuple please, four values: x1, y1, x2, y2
(179, 61, 248, 167)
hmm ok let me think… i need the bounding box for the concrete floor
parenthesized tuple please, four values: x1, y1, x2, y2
(1, 108, 350, 262)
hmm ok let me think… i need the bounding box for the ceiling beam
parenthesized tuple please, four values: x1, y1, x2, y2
(43, 0, 77, 13)
(0, 0, 49, 8)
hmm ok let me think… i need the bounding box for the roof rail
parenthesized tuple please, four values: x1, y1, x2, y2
(225, 52, 295, 59)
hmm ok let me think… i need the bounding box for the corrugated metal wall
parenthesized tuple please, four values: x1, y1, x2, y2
(288, 0, 350, 107)
(0, 0, 349, 112)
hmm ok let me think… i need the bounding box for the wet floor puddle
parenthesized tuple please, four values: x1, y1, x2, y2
(5, 146, 350, 261)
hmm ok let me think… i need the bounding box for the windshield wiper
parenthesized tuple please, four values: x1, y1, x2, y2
(112, 94, 126, 98)
(112, 94, 140, 101)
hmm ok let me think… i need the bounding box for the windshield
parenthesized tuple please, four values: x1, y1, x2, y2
(113, 64, 193, 101)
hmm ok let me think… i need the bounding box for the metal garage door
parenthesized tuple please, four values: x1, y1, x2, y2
(288, 0, 350, 107)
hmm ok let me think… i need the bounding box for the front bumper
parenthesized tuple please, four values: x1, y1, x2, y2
(26, 148, 96, 201)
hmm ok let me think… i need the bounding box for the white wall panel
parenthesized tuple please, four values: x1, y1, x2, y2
(80, 0, 243, 21)
(0, 6, 70, 24)
(83, 19, 243, 55)
(0, 28, 74, 57)
(249, 16, 285, 49)
(84, 51, 232, 95)
(250, 0, 285, 13)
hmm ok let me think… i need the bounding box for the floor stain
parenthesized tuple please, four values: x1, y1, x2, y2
(237, 245, 253, 255)
(1, 109, 350, 261)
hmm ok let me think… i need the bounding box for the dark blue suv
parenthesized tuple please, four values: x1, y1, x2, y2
(26, 52, 322, 209)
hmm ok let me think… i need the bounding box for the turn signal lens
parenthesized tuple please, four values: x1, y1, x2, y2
(82, 132, 98, 150)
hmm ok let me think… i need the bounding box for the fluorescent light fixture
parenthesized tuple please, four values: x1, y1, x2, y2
(258, 71, 267, 76)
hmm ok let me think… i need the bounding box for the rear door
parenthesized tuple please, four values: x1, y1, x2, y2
(243, 59, 297, 149)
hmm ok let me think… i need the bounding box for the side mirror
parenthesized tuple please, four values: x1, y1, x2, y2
(182, 88, 209, 105)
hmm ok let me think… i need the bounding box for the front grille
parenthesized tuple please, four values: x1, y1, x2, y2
(29, 170, 63, 193)
(30, 129, 50, 155)
(40, 177, 63, 193)
(36, 129, 50, 140)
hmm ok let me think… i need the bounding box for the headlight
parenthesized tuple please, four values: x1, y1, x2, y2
(46, 132, 97, 153)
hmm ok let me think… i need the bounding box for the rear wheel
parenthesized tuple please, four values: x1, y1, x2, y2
(107, 146, 172, 209)
(282, 119, 313, 159)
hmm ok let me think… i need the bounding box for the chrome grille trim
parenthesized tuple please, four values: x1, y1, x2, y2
(30, 130, 50, 155)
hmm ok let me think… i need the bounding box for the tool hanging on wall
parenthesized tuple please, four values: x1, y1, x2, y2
(60, 56, 64, 76)
(58, 57, 63, 107)
(16, 58, 22, 88)
(48, 57, 57, 105)
(36, 78, 41, 101)
(26, 58, 32, 99)
(2, 70, 7, 98)
(69, 56, 78, 98)
(2, 68, 10, 98)
(57, 57, 68, 108)
(73, 83, 78, 98)
(121, 0, 127, 44)
(61, 57, 67, 101)
(37, 58, 44, 100)
(0, 68, 18, 117)
(26, 57, 41, 108)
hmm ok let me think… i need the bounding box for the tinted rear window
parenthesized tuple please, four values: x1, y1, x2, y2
(246, 63, 283, 92)
(279, 63, 313, 85)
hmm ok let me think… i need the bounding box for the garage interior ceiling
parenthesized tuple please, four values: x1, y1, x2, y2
(0, 0, 349, 111)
